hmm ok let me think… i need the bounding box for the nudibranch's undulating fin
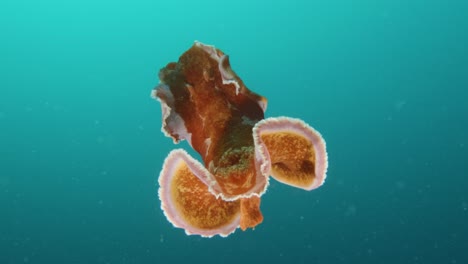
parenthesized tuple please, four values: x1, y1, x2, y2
(158, 149, 240, 237)
(253, 117, 328, 190)
(151, 83, 192, 145)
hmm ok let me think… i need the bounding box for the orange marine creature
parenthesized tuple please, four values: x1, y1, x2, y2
(151, 41, 328, 237)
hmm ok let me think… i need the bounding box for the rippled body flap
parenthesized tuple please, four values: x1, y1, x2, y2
(158, 149, 240, 237)
(253, 117, 328, 190)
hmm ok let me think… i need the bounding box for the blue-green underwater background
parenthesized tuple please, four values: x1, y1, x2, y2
(1, 0, 468, 263)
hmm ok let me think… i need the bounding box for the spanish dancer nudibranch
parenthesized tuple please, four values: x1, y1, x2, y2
(151, 41, 328, 237)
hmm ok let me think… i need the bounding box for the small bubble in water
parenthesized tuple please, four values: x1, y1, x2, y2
(396, 181, 406, 190)
(345, 205, 357, 216)
(394, 100, 407, 111)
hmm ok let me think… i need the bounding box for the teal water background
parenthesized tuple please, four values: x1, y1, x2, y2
(1, 0, 468, 263)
